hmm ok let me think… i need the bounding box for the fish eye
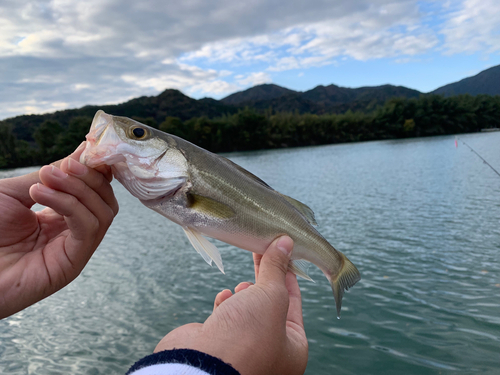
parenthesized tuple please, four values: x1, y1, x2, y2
(131, 127, 147, 139)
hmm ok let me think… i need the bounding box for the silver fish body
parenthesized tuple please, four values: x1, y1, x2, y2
(80, 110, 360, 317)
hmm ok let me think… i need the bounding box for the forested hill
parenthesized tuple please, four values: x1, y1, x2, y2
(4, 89, 237, 143)
(432, 65, 500, 96)
(1, 64, 500, 169)
(221, 84, 297, 105)
(222, 83, 422, 114)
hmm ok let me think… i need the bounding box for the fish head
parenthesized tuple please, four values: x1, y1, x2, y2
(80, 110, 188, 200)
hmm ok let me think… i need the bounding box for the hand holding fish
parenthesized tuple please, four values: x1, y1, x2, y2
(0, 143, 118, 319)
(154, 236, 308, 375)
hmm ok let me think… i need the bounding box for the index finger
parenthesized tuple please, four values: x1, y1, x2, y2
(69, 142, 113, 182)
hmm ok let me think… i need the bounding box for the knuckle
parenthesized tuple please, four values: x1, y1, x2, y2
(89, 216, 100, 234)
(67, 195, 80, 208)
(102, 206, 115, 227)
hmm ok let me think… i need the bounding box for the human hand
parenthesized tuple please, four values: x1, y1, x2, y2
(155, 236, 309, 375)
(0, 142, 119, 319)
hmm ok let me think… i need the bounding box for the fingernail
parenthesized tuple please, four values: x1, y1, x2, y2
(51, 165, 68, 179)
(37, 183, 55, 194)
(67, 158, 87, 176)
(276, 236, 293, 257)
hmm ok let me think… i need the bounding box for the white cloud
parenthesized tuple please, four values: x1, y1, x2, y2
(183, 4, 438, 72)
(440, 0, 500, 54)
(0, 0, 499, 119)
(237, 72, 272, 86)
(188, 80, 240, 96)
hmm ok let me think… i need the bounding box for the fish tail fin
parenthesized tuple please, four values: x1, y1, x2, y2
(329, 252, 360, 319)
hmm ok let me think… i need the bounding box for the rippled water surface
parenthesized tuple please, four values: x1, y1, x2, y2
(1, 132, 499, 374)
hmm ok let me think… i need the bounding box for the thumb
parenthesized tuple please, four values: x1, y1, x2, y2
(257, 236, 294, 287)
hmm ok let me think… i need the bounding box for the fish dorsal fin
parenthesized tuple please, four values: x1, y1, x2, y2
(223, 158, 274, 190)
(222, 157, 318, 226)
(289, 259, 315, 282)
(279, 194, 318, 226)
(187, 193, 235, 220)
(182, 227, 225, 274)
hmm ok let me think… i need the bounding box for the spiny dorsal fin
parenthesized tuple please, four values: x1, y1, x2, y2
(279, 194, 318, 226)
(182, 227, 225, 274)
(222, 157, 274, 189)
(222, 157, 318, 226)
(187, 193, 235, 220)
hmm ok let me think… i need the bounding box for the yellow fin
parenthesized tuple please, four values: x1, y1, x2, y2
(187, 193, 235, 220)
(330, 252, 360, 318)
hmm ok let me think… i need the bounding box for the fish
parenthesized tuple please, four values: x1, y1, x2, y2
(80, 110, 360, 317)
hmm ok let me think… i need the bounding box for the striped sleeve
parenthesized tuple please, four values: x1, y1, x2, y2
(126, 349, 241, 375)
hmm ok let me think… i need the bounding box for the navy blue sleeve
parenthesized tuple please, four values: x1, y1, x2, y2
(126, 349, 241, 375)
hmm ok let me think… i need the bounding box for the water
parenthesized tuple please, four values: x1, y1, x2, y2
(1, 132, 499, 374)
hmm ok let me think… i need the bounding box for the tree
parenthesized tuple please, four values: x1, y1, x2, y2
(33, 120, 62, 163)
(0, 123, 17, 168)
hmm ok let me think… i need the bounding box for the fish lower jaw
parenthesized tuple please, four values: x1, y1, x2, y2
(81, 149, 126, 167)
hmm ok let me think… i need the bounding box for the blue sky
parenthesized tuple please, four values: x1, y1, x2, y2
(1, 0, 499, 119)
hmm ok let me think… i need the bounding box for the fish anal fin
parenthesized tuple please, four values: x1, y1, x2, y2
(182, 227, 225, 274)
(187, 193, 235, 220)
(279, 194, 318, 226)
(289, 259, 314, 282)
(330, 252, 360, 319)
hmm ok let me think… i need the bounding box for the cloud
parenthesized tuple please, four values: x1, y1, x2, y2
(440, 0, 500, 55)
(237, 72, 272, 86)
(182, 2, 438, 72)
(0, 0, 498, 119)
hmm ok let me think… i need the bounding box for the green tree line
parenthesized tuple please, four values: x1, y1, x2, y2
(1, 94, 499, 169)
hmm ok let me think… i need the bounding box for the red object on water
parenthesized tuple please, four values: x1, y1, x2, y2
(455, 139, 458, 148)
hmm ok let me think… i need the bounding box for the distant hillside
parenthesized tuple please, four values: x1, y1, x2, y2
(303, 84, 421, 109)
(4, 63, 500, 145)
(432, 65, 500, 96)
(221, 83, 297, 105)
(222, 83, 422, 114)
(4, 89, 236, 143)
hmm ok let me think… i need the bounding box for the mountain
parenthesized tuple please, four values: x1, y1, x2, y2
(431, 65, 500, 96)
(221, 83, 297, 105)
(4, 64, 500, 144)
(5, 89, 237, 142)
(302, 84, 421, 109)
(221, 83, 422, 114)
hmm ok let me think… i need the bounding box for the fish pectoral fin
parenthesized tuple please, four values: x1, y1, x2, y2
(182, 227, 225, 274)
(289, 259, 315, 282)
(187, 193, 235, 220)
(279, 194, 318, 226)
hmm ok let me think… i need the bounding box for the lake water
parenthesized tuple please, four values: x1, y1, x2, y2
(1, 132, 499, 375)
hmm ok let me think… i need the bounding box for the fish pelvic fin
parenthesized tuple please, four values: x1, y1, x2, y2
(330, 252, 360, 319)
(182, 227, 225, 274)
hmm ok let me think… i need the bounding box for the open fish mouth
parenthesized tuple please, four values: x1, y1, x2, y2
(80, 110, 125, 167)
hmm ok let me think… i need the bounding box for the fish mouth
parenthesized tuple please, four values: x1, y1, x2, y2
(80, 110, 125, 167)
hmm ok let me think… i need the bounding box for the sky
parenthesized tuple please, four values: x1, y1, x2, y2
(1, 0, 500, 120)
